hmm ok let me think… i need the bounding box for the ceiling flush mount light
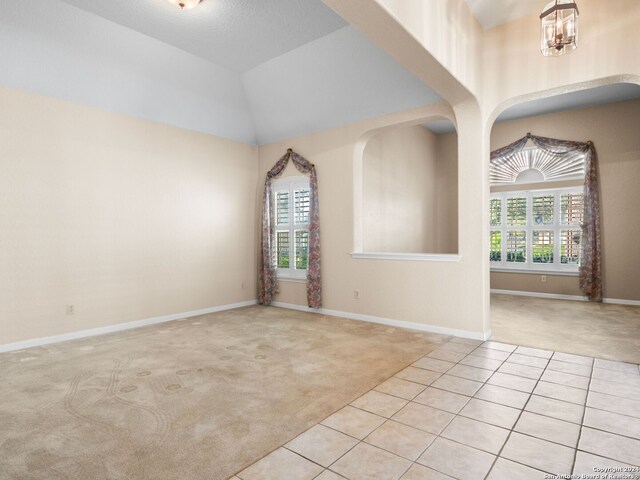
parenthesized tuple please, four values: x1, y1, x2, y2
(540, 0, 579, 56)
(168, 0, 201, 10)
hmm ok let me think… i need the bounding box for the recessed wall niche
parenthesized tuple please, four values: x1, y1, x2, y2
(362, 120, 458, 254)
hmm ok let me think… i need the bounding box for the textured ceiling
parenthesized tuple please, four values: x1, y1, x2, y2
(427, 83, 640, 134)
(8, 0, 629, 145)
(1, 0, 442, 145)
(58, 0, 348, 73)
(244, 26, 442, 145)
(464, 0, 543, 29)
(496, 83, 640, 123)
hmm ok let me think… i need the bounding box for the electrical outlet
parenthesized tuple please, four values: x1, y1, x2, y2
(353, 290, 360, 300)
(66, 304, 75, 315)
(241, 282, 245, 290)
(541, 275, 547, 283)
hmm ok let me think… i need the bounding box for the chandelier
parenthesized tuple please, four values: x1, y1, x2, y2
(540, 0, 579, 57)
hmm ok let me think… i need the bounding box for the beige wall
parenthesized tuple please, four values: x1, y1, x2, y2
(362, 125, 458, 253)
(363, 125, 438, 252)
(0, 87, 259, 345)
(483, 0, 640, 118)
(490, 98, 640, 301)
(324, 0, 640, 335)
(257, 103, 490, 338)
(435, 132, 458, 253)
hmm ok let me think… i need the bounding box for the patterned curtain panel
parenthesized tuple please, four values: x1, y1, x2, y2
(491, 133, 602, 302)
(258, 149, 321, 308)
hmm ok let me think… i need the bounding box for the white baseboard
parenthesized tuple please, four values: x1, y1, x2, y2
(0, 300, 258, 353)
(491, 289, 588, 301)
(603, 298, 640, 306)
(491, 289, 640, 306)
(271, 301, 491, 341)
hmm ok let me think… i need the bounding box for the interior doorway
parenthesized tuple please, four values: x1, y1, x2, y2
(487, 83, 640, 363)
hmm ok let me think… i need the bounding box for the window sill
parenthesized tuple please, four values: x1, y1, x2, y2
(277, 276, 307, 284)
(351, 252, 462, 262)
(490, 268, 578, 276)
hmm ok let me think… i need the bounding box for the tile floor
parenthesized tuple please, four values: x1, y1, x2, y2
(231, 337, 640, 480)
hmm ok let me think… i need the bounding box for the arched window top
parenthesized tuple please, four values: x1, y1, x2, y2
(490, 146, 586, 185)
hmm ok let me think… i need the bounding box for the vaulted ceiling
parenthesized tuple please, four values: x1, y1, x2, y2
(57, 0, 349, 73)
(2, 0, 638, 145)
(0, 0, 441, 145)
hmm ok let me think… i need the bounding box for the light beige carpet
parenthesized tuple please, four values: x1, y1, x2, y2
(0, 306, 446, 480)
(491, 294, 640, 364)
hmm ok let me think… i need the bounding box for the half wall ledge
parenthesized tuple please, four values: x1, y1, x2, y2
(351, 252, 462, 262)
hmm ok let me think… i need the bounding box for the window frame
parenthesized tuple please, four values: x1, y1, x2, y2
(272, 176, 311, 280)
(490, 186, 583, 274)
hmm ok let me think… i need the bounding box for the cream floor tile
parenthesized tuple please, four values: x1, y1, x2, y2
(470, 348, 510, 361)
(285, 425, 358, 467)
(413, 387, 471, 414)
(238, 447, 323, 480)
(540, 369, 590, 389)
(514, 346, 553, 359)
(365, 420, 436, 461)
(440, 416, 510, 454)
(497, 362, 543, 380)
(395, 366, 442, 386)
(482, 341, 517, 352)
(459, 355, 503, 371)
(351, 390, 408, 418)
(375, 377, 426, 400)
(474, 384, 530, 409)
(594, 358, 639, 375)
(584, 407, 640, 440)
(587, 391, 640, 418)
(487, 372, 537, 393)
(579, 427, 640, 466)
(592, 367, 640, 386)
(589, 378, 640, 399)
(548, 359, 592, 377)
(459, 398, 521, 429)
(573, 452, 640, 480)
(330, 443, 412, 480)
(525, 395, 584, 424)
(400, 464, 455, 480)
(506, 353, 549, 369)
(514, 411, 581, 447)
(417, 437, 495, 480)
(427, 348, 467, 363)
(435, 342, 477, 354)
(431, 375, 483, 396)
(447, 364, 493, 382)
(315, 471, 345, 480)
(321, 406, 386, 439)
(486, 458, 548, 480)
(449, 337, 483, 347)
(534, 381, 587, 405)
(412, 357, 455, 374)
(391, 402, 455, 435)
(501, 432, 574, 474)
(552, 352, 593, 366)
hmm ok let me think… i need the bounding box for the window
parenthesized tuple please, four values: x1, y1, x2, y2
(273, 177, 310, 278)
(490, 187, 583, 272)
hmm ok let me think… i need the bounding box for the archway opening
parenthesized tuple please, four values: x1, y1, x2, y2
(487, 82, 640, 358)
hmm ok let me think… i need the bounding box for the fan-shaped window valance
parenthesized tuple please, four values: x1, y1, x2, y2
(490, 146, 586, 185)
